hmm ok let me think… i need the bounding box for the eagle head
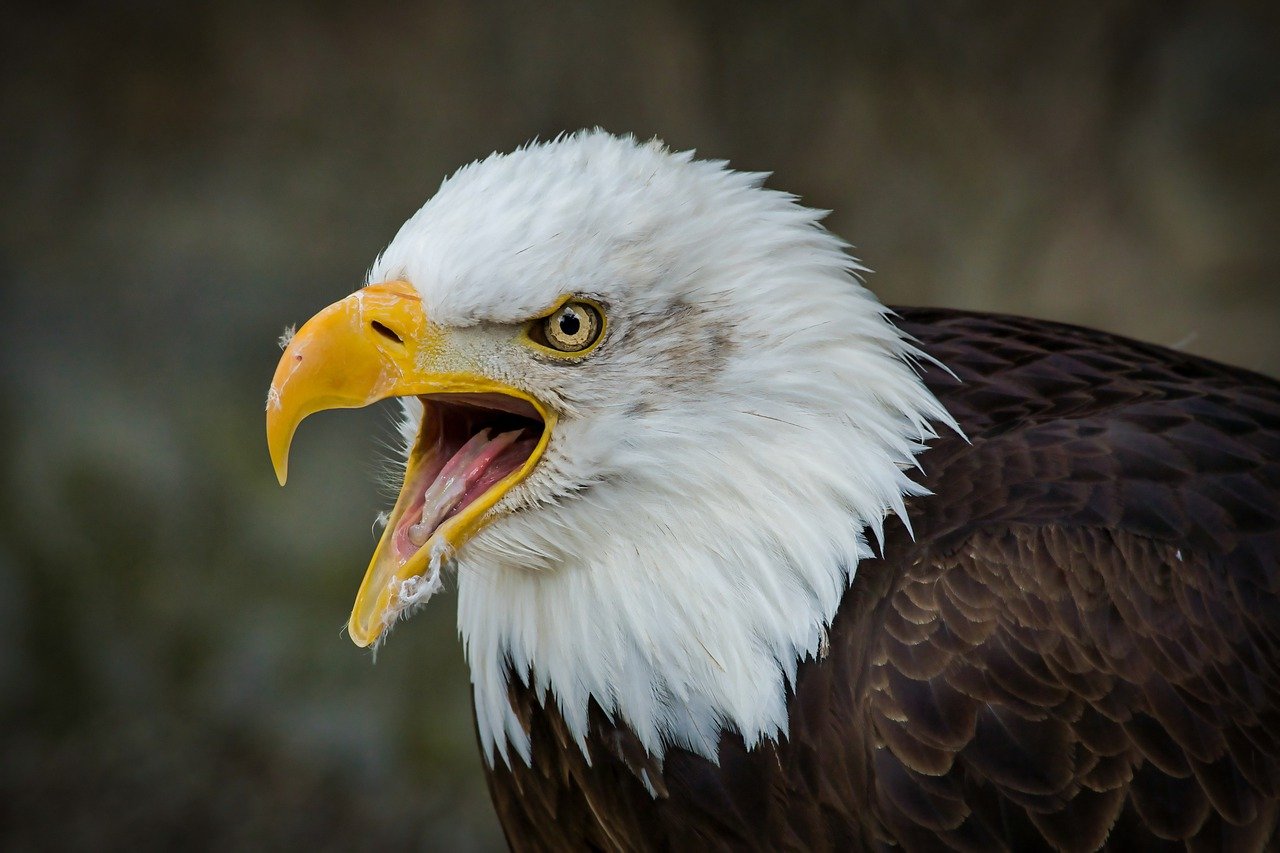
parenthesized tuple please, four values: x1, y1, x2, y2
(267, 131, 952, 764)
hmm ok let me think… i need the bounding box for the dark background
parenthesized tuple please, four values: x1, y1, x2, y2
(2, 2, 1277, 849)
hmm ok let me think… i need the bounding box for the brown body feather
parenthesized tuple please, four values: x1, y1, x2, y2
(483, 309, 1280, 852)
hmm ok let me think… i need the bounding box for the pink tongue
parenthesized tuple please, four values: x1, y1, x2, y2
(404, 428, 525, 549)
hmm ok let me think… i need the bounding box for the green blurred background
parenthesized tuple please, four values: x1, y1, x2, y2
(1, 1, 1277, 849)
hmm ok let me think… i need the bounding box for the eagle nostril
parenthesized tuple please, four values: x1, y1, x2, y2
(370, 321, 404, 344)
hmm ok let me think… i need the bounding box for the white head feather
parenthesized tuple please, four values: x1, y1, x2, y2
(368, 131, 955, 769)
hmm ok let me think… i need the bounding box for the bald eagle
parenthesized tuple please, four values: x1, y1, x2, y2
(267, 132, 1280, 851)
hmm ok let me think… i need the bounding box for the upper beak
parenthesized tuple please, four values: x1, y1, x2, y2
(267, 280, 429, 486)
(267, 281, 553, 647)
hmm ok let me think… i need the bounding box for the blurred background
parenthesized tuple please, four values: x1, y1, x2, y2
(1, 1, 1277, 849)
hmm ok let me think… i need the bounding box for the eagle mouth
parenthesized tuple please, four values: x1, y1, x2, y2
(264, 279, 559, 646)
(347, 388, 553, 646)
(390, 393, 545, 565)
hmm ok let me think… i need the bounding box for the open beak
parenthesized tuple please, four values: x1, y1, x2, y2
(267, 281, 554, 647)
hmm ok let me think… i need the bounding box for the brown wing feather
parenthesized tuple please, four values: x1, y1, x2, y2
(484, 308, 1280, 851)
(869, 525, 1280, 851)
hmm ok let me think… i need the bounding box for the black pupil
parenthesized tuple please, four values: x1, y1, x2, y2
(558, 311, 581, 337)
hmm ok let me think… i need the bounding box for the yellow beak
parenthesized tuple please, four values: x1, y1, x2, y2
(267, 281, 554, 647)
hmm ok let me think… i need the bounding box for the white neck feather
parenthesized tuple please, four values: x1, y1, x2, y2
(452, 296, 952, 769)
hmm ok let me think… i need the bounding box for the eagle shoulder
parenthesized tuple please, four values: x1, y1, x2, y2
(862, 309, 1280, 849)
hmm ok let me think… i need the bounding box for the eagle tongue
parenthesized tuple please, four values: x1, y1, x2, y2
(406, 427, 524, 547)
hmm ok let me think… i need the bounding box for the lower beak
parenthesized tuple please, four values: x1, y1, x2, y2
(266, 281, 553, 647)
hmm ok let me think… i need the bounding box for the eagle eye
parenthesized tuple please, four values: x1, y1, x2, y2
(530, 301, 604, 354)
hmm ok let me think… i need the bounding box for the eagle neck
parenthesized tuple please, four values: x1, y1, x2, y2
(455, 313, 955, 772)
